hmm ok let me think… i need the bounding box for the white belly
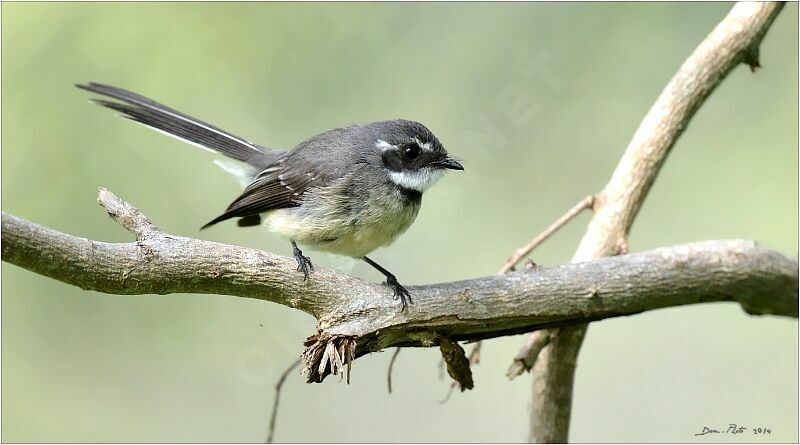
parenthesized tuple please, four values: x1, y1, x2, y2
(262, 195, 420, 258)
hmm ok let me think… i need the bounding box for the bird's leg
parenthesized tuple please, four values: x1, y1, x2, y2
(291, 241, 314, 280)
(362, 256, 412, 311)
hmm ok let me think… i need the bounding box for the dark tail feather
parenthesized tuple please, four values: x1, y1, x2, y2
(76, 82, 271, 166)
(236, 215, 262, 227)
(200, 211, 239, 230)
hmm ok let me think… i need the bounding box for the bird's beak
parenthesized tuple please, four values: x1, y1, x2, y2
(433, 157, 464, 171)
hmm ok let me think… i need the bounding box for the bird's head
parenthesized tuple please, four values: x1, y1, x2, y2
(371, 119, 463, 193)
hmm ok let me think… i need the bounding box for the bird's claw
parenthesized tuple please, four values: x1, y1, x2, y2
(386, 274, 412, 311)
(292, 244, 314, 281)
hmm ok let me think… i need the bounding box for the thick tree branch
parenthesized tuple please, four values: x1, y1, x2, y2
(525, 2, 786, 442)
(3, 193, 796, 379)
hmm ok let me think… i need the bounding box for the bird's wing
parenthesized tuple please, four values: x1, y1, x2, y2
(76, 82, 270, 165)
(201, 160, 333, 228)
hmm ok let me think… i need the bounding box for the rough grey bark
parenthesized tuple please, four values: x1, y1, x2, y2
(2, 190, 797, 371)
(523, 2, 787, 442)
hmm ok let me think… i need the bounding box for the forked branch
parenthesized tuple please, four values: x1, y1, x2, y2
(524, 2, 787, 442)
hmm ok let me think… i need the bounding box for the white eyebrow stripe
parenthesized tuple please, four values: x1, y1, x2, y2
(413, 136, 432, 151)
(375, 139, 396, 151)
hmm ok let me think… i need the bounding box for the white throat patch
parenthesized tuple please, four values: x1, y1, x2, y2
(388, 167, 445, 192)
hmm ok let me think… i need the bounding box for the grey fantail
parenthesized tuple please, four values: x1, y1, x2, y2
(76, 82, 463, 310)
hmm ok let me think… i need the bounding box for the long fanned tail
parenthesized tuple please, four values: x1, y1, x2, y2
(76, 82, 271, 166)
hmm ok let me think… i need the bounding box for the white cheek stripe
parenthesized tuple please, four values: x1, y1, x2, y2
(388, 168, 445, 192)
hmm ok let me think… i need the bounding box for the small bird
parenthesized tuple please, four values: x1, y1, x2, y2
(77, 82, 463, 310)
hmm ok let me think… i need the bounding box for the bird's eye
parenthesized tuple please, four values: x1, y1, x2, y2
(404, 144, 421, 160)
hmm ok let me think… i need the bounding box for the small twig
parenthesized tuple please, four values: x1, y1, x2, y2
(387, 348, 401, 394)
(506, 331, 551, 380)
(468, 342, 482, 366)
(96, 187, 161, 240)
(482, 196, 593, 383)
(266, 358, 301, 444)
(499, 195, 594, 274)
(439, 380, 457, 404)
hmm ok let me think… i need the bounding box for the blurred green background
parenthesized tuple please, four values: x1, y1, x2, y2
(2, 2, 797, 443)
